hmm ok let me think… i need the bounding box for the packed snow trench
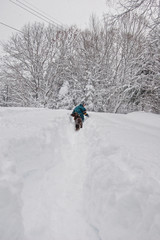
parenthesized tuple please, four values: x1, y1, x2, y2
(0, 108, 160, 240)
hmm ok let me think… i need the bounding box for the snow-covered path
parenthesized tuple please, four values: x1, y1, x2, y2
(21, 115, 97, 240)
(0, 108, 97, 240)
(0, 108, 160, 240)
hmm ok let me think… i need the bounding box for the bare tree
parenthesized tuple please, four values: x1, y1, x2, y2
(0, 23, 67, 107)
(116, 0, 160, 28)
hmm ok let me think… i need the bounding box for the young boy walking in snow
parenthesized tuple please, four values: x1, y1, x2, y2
(71, 102, 89, 130)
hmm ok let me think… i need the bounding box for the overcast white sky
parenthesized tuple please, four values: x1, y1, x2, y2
(0, 0, 117, 44)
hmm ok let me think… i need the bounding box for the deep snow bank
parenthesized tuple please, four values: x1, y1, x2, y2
(0, 108, 160, 240)
(84, 112, 160, 240)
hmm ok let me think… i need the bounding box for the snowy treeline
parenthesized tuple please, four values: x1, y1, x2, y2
(0, 1, 160, 113)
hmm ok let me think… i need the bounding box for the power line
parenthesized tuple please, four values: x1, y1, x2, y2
(20, 0, 64, 26)
(16, 0, 63, 27)
(9, 0, 63, 29)
(0, 21, 23, 34)
(9, 0, 58, 27)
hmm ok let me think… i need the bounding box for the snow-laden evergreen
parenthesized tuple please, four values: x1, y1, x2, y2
(0, 107, 160, 240)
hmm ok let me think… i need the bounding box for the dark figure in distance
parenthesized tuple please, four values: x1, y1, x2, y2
(71, 102, 89, 130)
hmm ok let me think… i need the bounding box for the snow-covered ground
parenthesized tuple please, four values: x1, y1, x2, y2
(0, 107, 160, 240)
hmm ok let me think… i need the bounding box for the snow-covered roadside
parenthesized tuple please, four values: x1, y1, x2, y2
(84, 112, 160, 240)
(0, 107, 61, 240)
(0, 107, 160, 240)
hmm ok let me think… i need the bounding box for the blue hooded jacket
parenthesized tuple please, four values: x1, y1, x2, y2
(72, 104, 88, 121)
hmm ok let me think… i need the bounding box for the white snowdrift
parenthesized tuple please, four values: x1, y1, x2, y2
(0, 107, 160, 240)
